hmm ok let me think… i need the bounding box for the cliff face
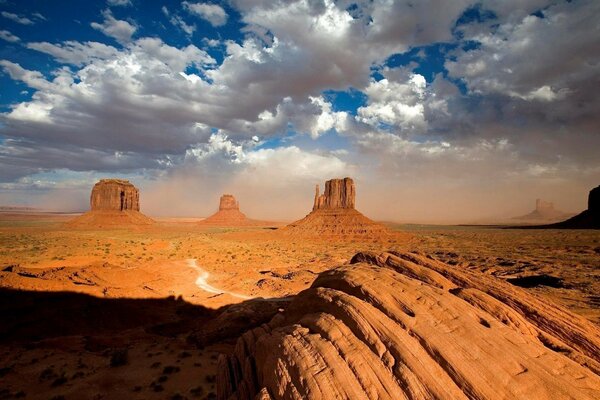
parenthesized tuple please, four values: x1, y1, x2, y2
(90, 179, 140, 212)
(313, 178, 355, 211)
(219, 194, 240, 211)
(589, 185, 600, 213)
(285, 178, 387, 237)
(217, 251, 600, 400)
(200, 194, 265, 226)
(67, 179, 153, 227)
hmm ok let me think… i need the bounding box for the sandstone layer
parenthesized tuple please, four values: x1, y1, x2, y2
(218, 251, 600, 400)
(543, 185, 599, 229)
(200, 194, 265, 226)
(283, 178, 388, 237)
(68, 179, 153, 227)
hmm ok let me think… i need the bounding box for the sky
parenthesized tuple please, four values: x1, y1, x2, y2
(0, 0, 598, 223)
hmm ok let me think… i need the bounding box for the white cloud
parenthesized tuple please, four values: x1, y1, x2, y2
(26, 41, 119, 66)
(107, 0, 131, 6)
(91, 9, 137, 44)
(357, 71, 427, 132)
(162, 6, 196, 36)
(0, 29, 19, 42)
(183, 2, 228, 27)
(1, 11, 34, 25)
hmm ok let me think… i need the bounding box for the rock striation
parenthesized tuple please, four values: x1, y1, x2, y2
(90, 179, 140, 211)
(543, 185, 600, 229)
(513, 198, 573, 222)
(200, 194, 264, 226)
(217, 251, 600, 400)
(68, 179, 153, 227)
(283, 178, 387, 237)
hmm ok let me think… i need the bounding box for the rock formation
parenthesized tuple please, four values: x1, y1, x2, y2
(200, 194, 264, 226)
(90, 179, 140, 211)
(538, 185, 599, 229)
(283, 178, 387, 237)
(68, 179, 153, 227)
(217, 251, 600, 399)
(513, 198, 573, 222)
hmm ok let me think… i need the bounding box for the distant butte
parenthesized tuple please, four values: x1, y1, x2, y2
(282, 177, 388, 236)
(199, 194, 264, 226)
(68, 179, 154, 227)
(513, 198, 573, 222)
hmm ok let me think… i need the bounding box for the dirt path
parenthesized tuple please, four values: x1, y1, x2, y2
(186, 259, 254, 300)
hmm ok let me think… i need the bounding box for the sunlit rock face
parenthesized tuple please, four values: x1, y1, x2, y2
(67, 179, 153, 227)
(312, 178, 355, 211)
(90, 179, 140, 212)
(217, 251, 600, 400)
(219, 194, 240, 211)
(284, 177, 388, 237)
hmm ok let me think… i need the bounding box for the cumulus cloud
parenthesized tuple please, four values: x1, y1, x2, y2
(183, 2, 228, 27)
(0, 29, 19, 42)
(91, 9, 137, 44)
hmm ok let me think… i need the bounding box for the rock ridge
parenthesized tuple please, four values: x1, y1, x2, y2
(217, 251, 600, 399)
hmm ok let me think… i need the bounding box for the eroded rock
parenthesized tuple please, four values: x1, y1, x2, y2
(218, 251, 600, 399)
(283, 178, 388, 237)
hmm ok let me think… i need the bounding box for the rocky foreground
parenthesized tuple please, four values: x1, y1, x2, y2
(218, 251, 600, 399)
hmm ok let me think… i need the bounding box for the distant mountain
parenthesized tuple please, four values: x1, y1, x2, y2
(512, 199, 574, 222)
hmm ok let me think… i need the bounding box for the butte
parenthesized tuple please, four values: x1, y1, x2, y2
(68, 179, 154, 227)
(199, 194, 264, 226)
(282, 177, 388, 236)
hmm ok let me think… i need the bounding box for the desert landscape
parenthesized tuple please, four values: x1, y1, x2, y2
(1, 1, 599, 399)
(0, 178, 599, 399)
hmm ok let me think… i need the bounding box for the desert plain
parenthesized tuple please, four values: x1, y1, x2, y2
(0, 206, 599, 399)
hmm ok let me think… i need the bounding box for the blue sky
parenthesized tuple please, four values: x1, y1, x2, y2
(0, 0, 598, 222)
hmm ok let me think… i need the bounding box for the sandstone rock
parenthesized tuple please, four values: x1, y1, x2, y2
(67, 179, 153, 227)
(200, 194, 264, 226)
(588, 185, 599, 212)
(90, 179, 140, 211)
(218, 251, 600, 400)
(284, 178, 387, 237)
(313, 178, 355, 211)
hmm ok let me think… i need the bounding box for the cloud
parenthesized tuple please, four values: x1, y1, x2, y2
(91, 9, 137, 44)
(183, 2, 228, 27)
(107, 0, 131, 6)
(0, 29, 19, 42)
(26, 41, 119, 66)
(162, 6, 196, 36)
(1, 11, 34, 25)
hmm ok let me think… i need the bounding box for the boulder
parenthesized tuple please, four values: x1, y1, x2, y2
(217, 251, 600, 399)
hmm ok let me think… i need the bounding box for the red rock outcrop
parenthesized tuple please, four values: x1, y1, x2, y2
(200, 194, 265, 226)
(217, 251, 600, 399)
(90, 179, 140, 211)
(68, 179, 153, 227)
(283, 178, 387, 237)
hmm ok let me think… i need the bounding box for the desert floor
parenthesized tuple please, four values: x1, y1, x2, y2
(0, 212, 598, 399)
